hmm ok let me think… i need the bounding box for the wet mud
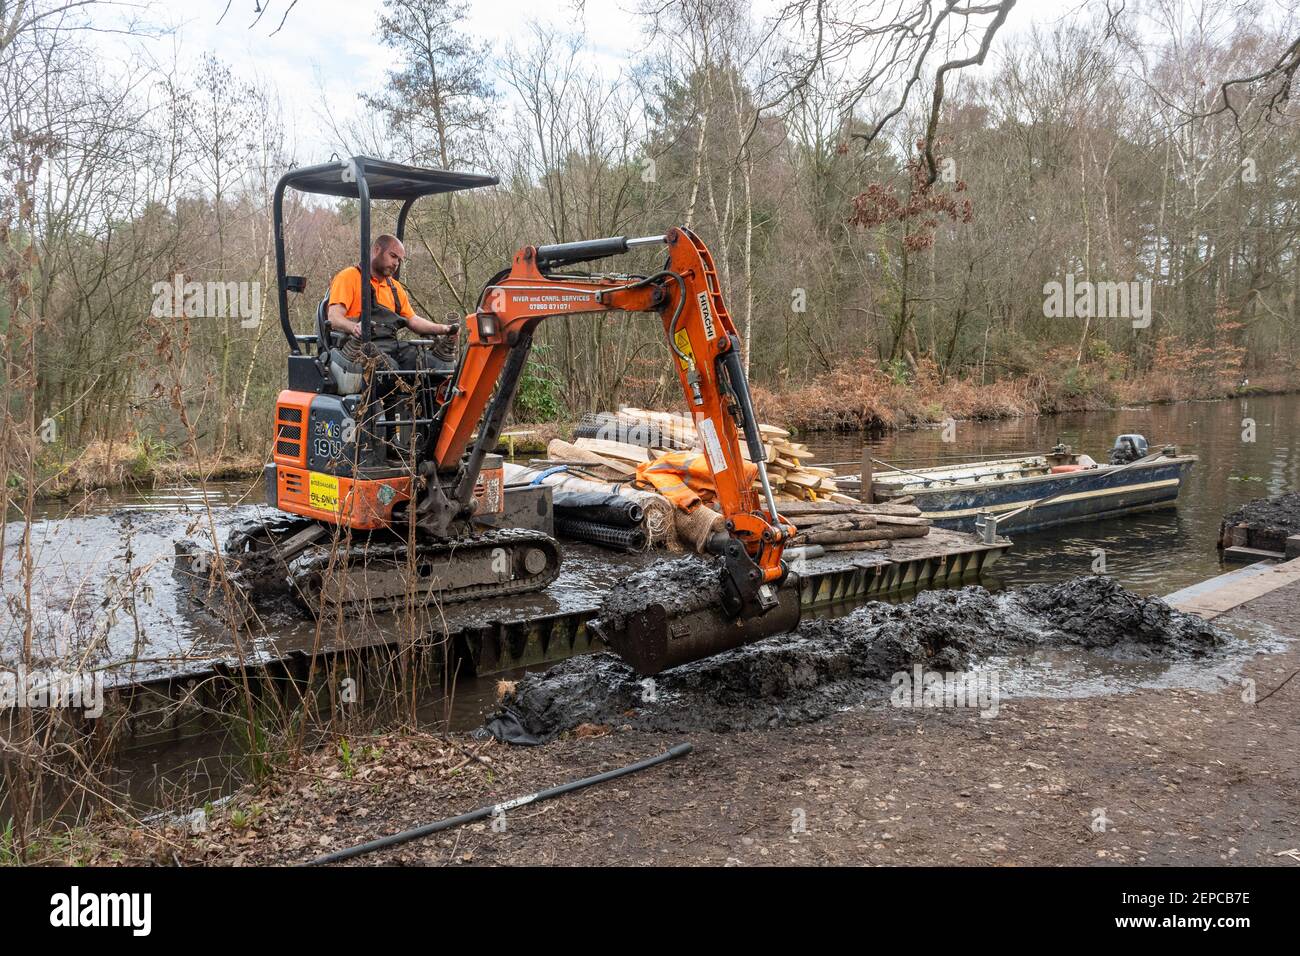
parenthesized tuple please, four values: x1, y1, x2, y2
(1221, 491, 1300, 552)
(482, 576, 1227, 744)
(593, 556, 722, 631)
(3, 496, 665, 685)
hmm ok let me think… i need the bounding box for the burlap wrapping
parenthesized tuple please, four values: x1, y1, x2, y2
(674, 503, 725, 554)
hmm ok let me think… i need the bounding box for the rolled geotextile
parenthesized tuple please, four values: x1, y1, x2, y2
(675, 504, 725, 554)
(572, 412, 626, 442)
(555, 518, 648, 552)
(505, 463, 679, 551)
(552, 491, 645, 528)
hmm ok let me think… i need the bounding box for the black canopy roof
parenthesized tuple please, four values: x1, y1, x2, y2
(280, 156, 498, 201)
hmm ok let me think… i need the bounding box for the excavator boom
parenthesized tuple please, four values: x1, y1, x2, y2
(417, 227, 798, 672)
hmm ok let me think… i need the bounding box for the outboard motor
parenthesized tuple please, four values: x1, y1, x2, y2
(1109, 433, 1149, 465)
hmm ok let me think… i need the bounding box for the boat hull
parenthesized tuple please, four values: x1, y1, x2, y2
(876, 457, 1196, 534)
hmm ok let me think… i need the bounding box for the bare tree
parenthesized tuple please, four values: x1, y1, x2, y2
(772, 0, 1017, 182)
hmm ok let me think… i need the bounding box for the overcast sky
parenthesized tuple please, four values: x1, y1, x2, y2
(96, 0, 1106, 160)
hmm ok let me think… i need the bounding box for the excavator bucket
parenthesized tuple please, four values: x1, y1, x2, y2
(591, 565, 802, 676)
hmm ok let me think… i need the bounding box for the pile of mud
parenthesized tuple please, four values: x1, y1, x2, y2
(482, 576, 1226, 744)
(593, 556, 722, 633)
(1219, 492, 1300, 554)
(1005, 576, 1225, 655)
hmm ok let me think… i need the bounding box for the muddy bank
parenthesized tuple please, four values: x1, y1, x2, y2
(28, 444, 265, 501)
(41, 577, 1295, 867)
(483, 577, 1226, 743)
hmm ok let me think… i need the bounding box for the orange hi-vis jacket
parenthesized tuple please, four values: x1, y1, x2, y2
(635, 450, 758, 512)
(328, 266, 415, 319)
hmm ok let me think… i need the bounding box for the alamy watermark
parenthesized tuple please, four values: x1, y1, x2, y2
(1043, 274, 1151, 329)
(49, 886, 150, 936)
(1, 666, 105, 718)
(151, 274, 261, 328)
(890, 664, 1000, 718)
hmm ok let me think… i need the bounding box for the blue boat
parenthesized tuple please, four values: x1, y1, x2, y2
(846, 435, 1197, 534)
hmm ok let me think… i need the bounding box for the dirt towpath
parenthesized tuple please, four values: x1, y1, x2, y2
(83, 581, 1300, 867)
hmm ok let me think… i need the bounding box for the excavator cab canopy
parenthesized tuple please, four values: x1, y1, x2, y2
(273, 155, 498, 353)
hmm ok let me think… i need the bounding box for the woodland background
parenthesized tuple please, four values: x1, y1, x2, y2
(3, 0, 1299, 482)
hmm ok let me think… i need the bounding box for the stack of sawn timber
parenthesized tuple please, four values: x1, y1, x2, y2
(782, 500, 929, 552)
(566, 407, 846, 502)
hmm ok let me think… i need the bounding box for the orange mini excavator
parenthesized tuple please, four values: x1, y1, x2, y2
(188, 156, 798, 673)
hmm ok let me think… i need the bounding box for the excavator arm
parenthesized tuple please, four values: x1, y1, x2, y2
(419, 227, 798, 668)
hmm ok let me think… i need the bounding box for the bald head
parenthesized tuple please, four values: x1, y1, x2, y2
(370, 234, 405, 277)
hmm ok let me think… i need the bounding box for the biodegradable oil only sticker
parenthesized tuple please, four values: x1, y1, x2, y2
(309, 472, 341, 512)
(698, 417, 728, 473)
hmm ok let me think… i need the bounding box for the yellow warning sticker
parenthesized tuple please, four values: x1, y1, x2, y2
(673, 328, 694, 370)
(309, 472, 340, 512)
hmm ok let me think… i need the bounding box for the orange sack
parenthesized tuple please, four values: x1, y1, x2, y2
(635, 450, 757, 512)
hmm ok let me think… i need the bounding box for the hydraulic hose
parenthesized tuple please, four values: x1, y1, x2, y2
(304, 742, 693, 866)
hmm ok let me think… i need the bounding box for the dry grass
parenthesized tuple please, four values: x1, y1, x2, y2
(754, 361, 1034, 433)
(33, 439, 265, 499)
(756, 350, 1300, 434)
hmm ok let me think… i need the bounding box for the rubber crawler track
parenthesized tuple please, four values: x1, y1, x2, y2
(285, 526, 562, 616)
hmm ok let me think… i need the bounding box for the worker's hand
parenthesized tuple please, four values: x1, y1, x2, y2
(347, 320, 363, 338)
(436, 322, 459, 336)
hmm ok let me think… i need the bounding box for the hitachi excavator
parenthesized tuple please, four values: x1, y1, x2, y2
(182, 156, 798, 674)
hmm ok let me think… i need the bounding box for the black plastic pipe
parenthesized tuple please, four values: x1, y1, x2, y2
(555, 518, 647, 552)
(553, 491, 645, 527)
(305, 742, 692, 866)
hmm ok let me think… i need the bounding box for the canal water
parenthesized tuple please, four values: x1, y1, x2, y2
(805, 393, 1300, 596)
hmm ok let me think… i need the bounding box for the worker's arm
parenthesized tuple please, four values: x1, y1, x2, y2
(327, 269, 362, 338)
(326, 303, 362, 338)
(393, 285, 455, 336)
(405, 314, 458, 336)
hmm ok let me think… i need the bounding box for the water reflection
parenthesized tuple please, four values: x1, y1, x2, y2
(806, 394, 1299, 595)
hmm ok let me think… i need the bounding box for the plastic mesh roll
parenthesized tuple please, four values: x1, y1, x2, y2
(555, 518, 648, 553)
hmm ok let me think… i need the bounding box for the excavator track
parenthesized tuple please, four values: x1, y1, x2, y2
(179, 518, 560, 620)
(285, 526, 561, 616)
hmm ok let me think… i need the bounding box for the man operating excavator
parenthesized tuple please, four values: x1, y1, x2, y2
(326, 233, 457, 372)
(326, 233, 458, 455)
